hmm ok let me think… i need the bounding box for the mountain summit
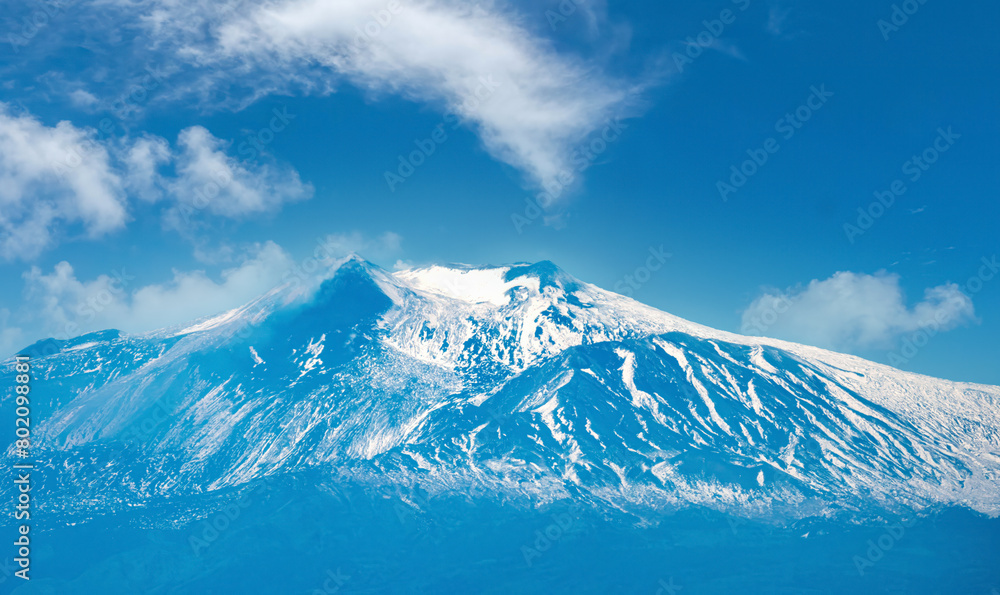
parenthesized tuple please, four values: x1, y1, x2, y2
(5, 257, 1000, 521)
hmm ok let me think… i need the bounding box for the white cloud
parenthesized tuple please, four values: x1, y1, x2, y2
(740, 271, 976, 351)
(704, 38, 746, 61)
(119, 0, 639, 197)
(69, 89, 100, 109)
(123, 134, 172, 202)
(163, 125, 312, 226)
(1, 232, 401, 354)
(20, 241, 297, 339)
(0, 103, 312, 259)
(0, 103, 129, 260)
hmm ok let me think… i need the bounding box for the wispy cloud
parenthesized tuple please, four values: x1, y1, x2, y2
(0, 103, 312, 260)
(161, 125, 313, 229)
(68, 89, 100, 110)
(0, 103, 129, 260)
(1, 232, 402, 354)
(741, 271, 976, 351)
(703, 38, 746, 61)
(96, 0, 642, 197)
(20, 242, 296, 339)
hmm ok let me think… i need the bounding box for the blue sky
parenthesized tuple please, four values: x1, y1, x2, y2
(0, 0, 997, 384)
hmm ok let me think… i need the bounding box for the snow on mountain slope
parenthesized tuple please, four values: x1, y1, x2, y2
(3, 257, 999, 520)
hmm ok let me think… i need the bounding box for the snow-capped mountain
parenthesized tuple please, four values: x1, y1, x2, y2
(5, 257, 1000, 520)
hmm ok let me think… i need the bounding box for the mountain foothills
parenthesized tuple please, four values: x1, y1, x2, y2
(3, 257, 1000, 523)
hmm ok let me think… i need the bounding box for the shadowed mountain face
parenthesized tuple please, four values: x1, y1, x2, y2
(3, 257, 1000, 524)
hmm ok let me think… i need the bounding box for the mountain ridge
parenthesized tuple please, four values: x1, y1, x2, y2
(3, 256, 999, 523)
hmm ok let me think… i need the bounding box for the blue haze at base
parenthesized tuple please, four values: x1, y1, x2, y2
(7, 480, 1000, 595)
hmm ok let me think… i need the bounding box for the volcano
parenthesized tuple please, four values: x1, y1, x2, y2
(3, 257, 999, 593)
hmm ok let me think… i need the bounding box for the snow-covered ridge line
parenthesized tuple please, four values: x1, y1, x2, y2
(6, 257, 999, 520)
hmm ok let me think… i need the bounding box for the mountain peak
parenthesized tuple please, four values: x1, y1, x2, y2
(392, 260, 581, 306)
(503, 260, 580, 293)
